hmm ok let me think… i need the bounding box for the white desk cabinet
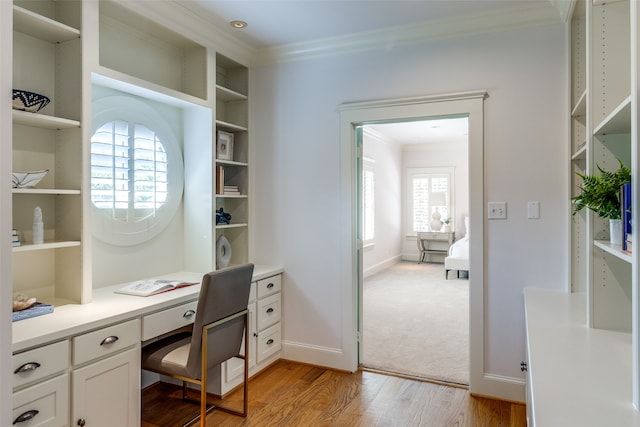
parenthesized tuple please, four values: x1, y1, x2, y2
(72, 347, 139, 427)
(12, 374, 70, 427)
(12, 266, 283, 426)
(219, 273, 282, 395)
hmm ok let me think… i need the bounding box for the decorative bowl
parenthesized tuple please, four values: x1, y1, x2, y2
(12, 170, 49, 189)
(12, 89, 50, 113)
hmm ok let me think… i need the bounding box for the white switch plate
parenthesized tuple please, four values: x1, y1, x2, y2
(488, 202, 507, 219)
(527, 201, 540, 219)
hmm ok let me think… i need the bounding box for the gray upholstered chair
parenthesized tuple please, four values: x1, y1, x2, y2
(141, 263, 254, 426)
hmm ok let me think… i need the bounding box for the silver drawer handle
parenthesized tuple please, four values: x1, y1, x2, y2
(13, 409, 39, 424)
(183, 309, 196, 318)
(100, 335, 119, 346)
(267, 339, 274, 345)
(14, 362, 40, 374)
(267, 282, 274, 289)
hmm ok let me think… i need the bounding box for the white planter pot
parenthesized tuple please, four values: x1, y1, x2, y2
(609, 219, 623, 246)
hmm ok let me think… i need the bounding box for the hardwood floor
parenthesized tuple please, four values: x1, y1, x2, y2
(142, 360, 526, 427)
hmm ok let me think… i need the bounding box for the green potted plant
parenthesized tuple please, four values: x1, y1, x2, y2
(572, 159, 631, 245)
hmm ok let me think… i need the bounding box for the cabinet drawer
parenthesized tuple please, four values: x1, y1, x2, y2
(13, 340, 69, 390)
(141, 301, 198, 341)
(257, 323, 281, 364)
(72, 319, 139, 366)
(257, 275, 281, 299)
(12, 374, 69, 427)
(257, 293, 280, 331)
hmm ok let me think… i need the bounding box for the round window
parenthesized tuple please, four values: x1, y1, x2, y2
(91, 96, 184, 246)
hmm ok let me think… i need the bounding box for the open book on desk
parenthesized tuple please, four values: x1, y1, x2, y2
(115, 279, 198, 297)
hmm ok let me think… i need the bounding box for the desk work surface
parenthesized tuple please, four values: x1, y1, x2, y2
(13, 265, 283, 353)
(523, 288, 640, 427)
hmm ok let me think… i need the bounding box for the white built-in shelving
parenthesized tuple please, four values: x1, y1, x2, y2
(527, 0, 640, 425)
(11, 0, 84, 305)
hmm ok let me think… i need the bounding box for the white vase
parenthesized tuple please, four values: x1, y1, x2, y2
(609, 218, 623, 246)
(430, 208, 443, 231)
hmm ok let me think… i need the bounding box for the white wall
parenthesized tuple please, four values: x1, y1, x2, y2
(362, 129, 403, 276)
(251, 23, 567, 384)
(401, 141, 469, 260)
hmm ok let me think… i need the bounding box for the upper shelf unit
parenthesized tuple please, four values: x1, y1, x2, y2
(12, 0, 85, 306)
(216, 54, 248, 132)
(13, 5, 79, 43)
(98, 0, 208, 101)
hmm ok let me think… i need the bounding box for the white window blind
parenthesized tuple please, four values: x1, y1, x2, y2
(363, 160, 375, 243)
(408, 168, 453, 233)
(91, 121, 169, 222)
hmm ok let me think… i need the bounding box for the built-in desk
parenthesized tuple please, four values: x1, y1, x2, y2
(524, 288, 640, 427)
(12, 265, 283, 427)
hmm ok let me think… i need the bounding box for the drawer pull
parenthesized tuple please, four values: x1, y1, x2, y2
(267, 282, 274, 289)
(266, 308, 274, 314)
(13, 409, 39, 424)
(183, 309, 196, 318)
(77, 419, 86, 426)
(14, 362, 40, 374)
(267, 339, 274, 345)
(254, 332, 258, 338)
(100, 335, 119, 346)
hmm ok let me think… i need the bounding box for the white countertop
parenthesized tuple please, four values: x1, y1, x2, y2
(524, 288, 640, 426)
(13, 265, 283, 353)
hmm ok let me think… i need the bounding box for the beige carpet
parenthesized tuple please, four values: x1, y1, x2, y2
(361, 261, 469, 385)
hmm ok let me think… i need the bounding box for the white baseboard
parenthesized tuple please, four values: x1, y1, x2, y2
(363, 255, 402, 278)
(282, 341, 353, 372)
(472, 373, 526, 403)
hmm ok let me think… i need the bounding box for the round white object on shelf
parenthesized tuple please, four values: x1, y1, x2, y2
(216, 235, 232, 268)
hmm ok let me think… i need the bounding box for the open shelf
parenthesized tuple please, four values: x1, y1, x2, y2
(13, 5, 79, 43)
(593, 96, 631, 136)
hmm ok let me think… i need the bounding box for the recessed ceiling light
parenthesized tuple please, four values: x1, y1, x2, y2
(230, 20, 248, 29)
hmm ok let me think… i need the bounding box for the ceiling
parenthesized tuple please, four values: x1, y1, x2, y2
(175, 0, 564, 145)
(367, 117, 469, 147)
(176, 0, 565, 49)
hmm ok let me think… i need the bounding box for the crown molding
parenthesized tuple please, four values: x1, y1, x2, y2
(255, 2, 563, 65)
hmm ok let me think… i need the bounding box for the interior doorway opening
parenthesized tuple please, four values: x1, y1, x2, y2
(358, 117, 470, 385)
(338, 91, 486, 394)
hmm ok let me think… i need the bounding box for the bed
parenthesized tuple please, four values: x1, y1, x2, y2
(444, 217, 469, 279)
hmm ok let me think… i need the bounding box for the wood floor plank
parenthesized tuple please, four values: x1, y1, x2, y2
(142, 360, 527, 427)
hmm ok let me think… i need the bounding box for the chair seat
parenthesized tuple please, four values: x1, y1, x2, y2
(142, 332, 194, 379)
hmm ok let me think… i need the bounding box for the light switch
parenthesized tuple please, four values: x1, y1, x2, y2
(527, 201, 540, 219)
(488, 202, 507, 219)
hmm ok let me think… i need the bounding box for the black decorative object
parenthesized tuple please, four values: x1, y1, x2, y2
(216, 208, 232, 225)
(12, 89, 50, 113)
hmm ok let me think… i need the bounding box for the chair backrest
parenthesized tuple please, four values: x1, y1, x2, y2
(185, 263, 254, 378)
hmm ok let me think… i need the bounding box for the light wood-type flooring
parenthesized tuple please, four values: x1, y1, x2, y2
(142, 360, 526, 427)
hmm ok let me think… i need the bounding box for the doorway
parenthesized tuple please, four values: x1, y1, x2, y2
(338, 91, 486, 394)
(359, 117, 470, 385)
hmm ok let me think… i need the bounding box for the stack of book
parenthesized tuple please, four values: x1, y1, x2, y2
(223, 185, 240, 195)
(622, 182, 632, 253)
(12, 229, 20, 247)
(216, 165, 225, 195)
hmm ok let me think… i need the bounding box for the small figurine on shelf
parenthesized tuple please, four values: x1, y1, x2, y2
(216, 207, 232, 225)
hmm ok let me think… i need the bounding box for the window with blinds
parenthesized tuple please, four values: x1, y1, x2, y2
(91, 120, 169, 222)
(408, 167, 453, 233)
(363, 159, 375, 243)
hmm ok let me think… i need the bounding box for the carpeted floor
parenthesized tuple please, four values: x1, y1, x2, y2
(362, 261, 469, 385)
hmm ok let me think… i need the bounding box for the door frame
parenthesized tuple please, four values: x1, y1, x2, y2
(338, 91, 487, 394)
